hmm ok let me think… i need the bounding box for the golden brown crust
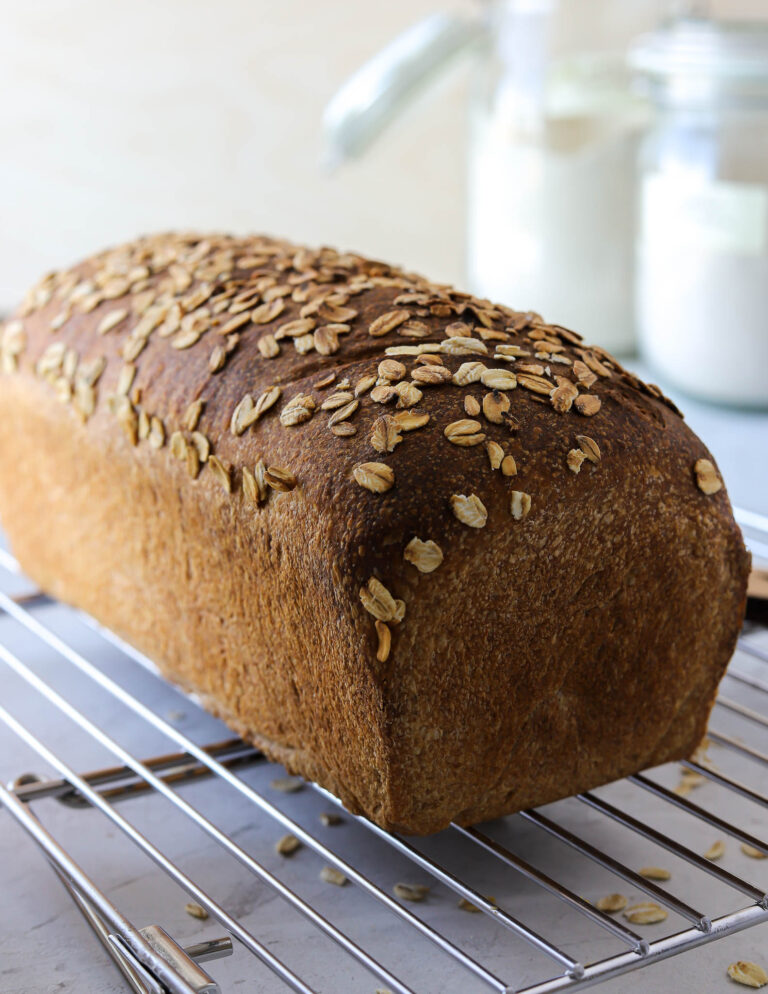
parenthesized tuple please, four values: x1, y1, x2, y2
(0, 232, 750, 832)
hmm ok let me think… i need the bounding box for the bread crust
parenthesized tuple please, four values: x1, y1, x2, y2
(0, 233, 750, 833)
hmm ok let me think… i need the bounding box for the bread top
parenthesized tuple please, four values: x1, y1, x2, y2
(0, 232, 734, 661)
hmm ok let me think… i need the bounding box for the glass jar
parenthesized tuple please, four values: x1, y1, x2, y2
(632, 18, 768, 408)
(467, 1, 653, 354)
(324, 1, 667, 355)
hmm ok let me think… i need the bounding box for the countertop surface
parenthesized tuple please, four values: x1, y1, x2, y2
(0, 372, 766, 994)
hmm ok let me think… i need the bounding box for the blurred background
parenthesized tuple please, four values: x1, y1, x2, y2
(1, 0, 767, 472)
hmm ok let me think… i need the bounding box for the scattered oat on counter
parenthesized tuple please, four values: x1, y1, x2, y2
(393, 883, 429, 903)
(320, 866, 347, 887)
(727, 961, 768, 988)
(741, 843, 767, 859)
(275, 834, 302, 856)
(704, 840, 726, 861)
(623, 902, 668, 924)
(638, 866, 671, 881)
(320, 812, 343, 827)
(270, 776, 304, 794)
(185, 902, 208, 920)
(595, 894, 628, 913)
(458, 896, 497, 913)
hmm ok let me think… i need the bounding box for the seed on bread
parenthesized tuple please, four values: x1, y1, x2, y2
(331, 423, 356, 437)
(482, 390, 510, 424)
(510, 491, 531, 520)
(550, 379, 579, 414)
(242, 466, 264, 505)
(208, 455, 232, 493)
(183, 399, 205, 432)
(208, 345, 227, 372)
(404, 538, 443, 573)
(230, 395, 257, 436)
(450, 494, 487, 528)
(444, 419, 486, 447)
(280, 393, 316, 427)
(314, 371, 336, 389)
(371, 416, 402, 453)
(353, 462, 395, 493)
(375, 620, 391, 662)
(694, 458, 722, 495)
(264, 465, 297, 492)
(253, 385, 282, 420)
(258, 334, 280, 358)
(370, 384, 397, 404)
(360, 578, 404, 624)
(574, 394, 601, 416)
(440, 336, 487, 357)
(378, 359, 406, 381)
(97, 309, 128, 335)
(464, 395, 481, 416)
(327, 399, 358, 426)
(274, 318, 315, 341)
(412, 364, 452, 386)
(217, 312, 252, 336)
(369, 309, 410, 337)
(576, 435, 600, 462)
(251, 298, 285, 324)
(480, 368, 516, 390)
(487, 439, 504, 470)
(321, 392, 355, 411)
(394, 382, 423, 408)
(148, 416, 165, 450)
(452, 361, 487, 386)
(393, 410, 429, 431)
(137, 409, 150, 441)
(354, 374, 377, 397)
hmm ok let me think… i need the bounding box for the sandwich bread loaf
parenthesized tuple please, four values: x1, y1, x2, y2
(0, 233, 750, 833)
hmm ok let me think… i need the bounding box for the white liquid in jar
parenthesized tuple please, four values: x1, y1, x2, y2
(638, 171, 768, 408)
(467, 108, 640, 355)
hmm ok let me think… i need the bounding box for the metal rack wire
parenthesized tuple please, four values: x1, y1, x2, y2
(1, 507, 766, 994)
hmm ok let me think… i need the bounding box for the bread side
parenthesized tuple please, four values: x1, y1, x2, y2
(0, 233, 750, 833)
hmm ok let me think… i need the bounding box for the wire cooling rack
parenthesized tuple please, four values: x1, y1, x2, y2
(0, 509, 766, 994)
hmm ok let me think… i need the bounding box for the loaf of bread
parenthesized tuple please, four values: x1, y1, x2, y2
(0, 233, 749, 833)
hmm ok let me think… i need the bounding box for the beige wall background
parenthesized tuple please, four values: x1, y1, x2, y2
(1, 0, 764, 311)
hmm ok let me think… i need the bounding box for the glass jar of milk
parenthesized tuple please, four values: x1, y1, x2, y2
(467, 2, 651, 355)
(632, 18, 768, 409)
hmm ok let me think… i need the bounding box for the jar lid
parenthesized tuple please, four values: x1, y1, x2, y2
(629, 17, 768, 103)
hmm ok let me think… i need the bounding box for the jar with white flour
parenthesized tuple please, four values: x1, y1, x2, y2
(632, 18, 768, 409)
